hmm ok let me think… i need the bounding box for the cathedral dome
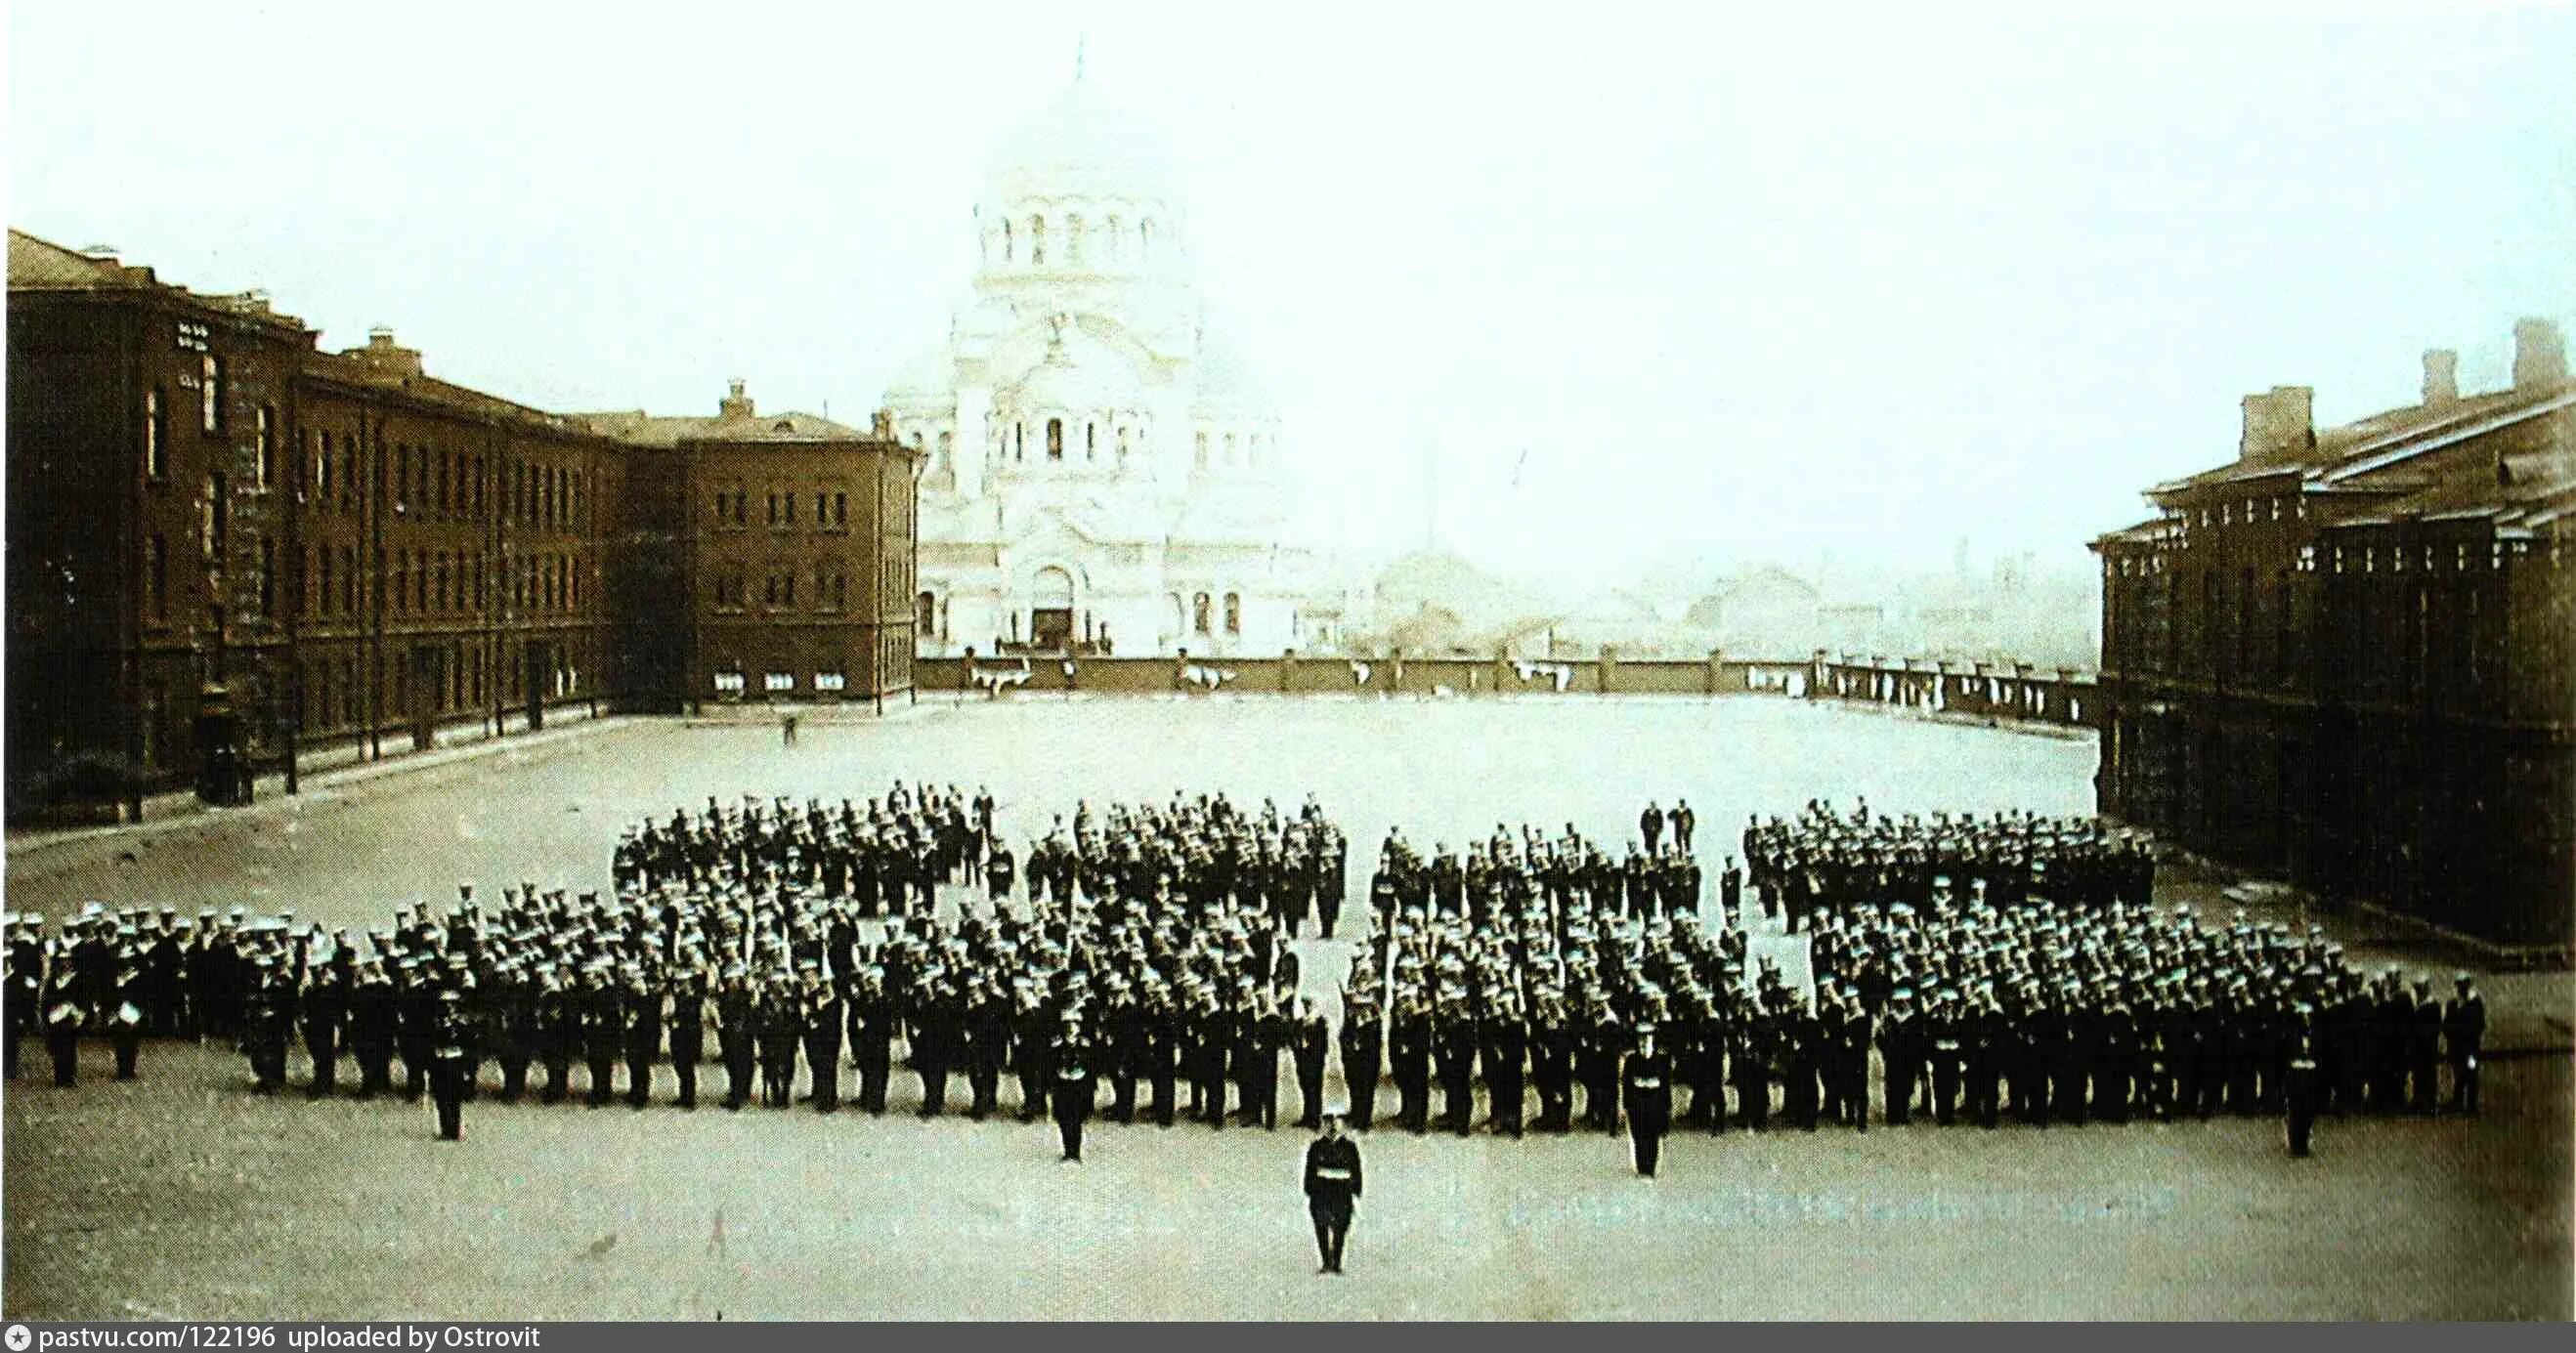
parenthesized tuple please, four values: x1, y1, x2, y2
(981, 76, 1176, 204)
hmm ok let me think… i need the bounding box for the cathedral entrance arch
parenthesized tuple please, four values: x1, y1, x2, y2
(1029, 566, 1077, 652)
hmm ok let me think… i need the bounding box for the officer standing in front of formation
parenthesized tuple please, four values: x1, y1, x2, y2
(1624, 1022, 1673, 1178)
(429, 990, 469, 1141)
(1051, 1010, 1097, 1163)
(1302, 1111, 1363, 1275)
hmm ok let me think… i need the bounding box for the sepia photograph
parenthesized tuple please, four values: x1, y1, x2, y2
(3, 0, 2570, 1326)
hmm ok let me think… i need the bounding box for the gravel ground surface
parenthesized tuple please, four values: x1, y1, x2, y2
(6, 699, 2567, 1319)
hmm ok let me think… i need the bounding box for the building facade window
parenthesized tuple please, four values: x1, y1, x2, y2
(203, 473, 228, 565)
(150, 533, 168, 622)
(200, 355, 222, 432)
(1192, 592, 1212, 636)
(1224, 592, 1242, 635)
(1047, 418, 1064, 460)
(146, 389, 167, 478)
(255, 407, 275, 490)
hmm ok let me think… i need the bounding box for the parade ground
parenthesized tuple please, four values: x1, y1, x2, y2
(7, 698, 2570, 1320)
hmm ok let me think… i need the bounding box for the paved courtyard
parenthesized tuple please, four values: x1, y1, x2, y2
(6, 698, 2568, 1319)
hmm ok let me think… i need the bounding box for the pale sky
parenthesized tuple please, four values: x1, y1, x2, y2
(10, 1, 2571, 592)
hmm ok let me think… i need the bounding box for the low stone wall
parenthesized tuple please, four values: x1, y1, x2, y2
(913, 652, 2097, 730)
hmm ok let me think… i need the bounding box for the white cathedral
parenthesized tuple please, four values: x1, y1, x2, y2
(883, 73, 1336, 659)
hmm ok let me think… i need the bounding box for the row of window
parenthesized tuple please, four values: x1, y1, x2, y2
(2164, 495, 2309, 533)
(1178, 591, 1243, 637)
(144, 387, 593, 537)
(711, 670, 851, 695)
(977, 420, 1271, 471)
(988, 212, 1164, 270)
(2114, 535, 2523, 580)
(709, 563, 851, 613)
(142, 374, 257, 484)
(708, 483, 852, 531)
(2326, 540, 2525, 575)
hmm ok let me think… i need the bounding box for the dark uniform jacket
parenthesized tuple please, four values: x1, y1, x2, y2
(1304, 1135, 1364, 1207)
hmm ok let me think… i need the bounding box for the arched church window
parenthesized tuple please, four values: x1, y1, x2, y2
(1028, 216, 1046, 266)
(1014, 423, 1025, 462)
(1192, 592, 1212, 636)
(1067, 214, 1085, 265)
(1194, 431, 1209, 470)
(1002, 220, 1013, 264)
(1224, 432, 1238, 466)
(1104, 216, 1123, 261)
(1168, 594, 1184, 637)
(1224, 593, 1242, 636)
(917, 591, 936, 635)
(1140, 218, 1155, 257)
(1047, 418, 1064, 460)
(937, 431, 953, 469)
(1086, 422, 1096, 461)
(1116, 425, 1131, 464)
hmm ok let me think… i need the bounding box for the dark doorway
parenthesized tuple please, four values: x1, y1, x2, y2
(1030, 608, 1074, 652)
(524, 639, 549, 731)
(409, 645, 444, 752)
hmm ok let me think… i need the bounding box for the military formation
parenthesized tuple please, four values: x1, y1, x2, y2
(1329, 801, 2486, 1164)
(7, 790, 2489, 1165)
(1739, 801, 2158, 930)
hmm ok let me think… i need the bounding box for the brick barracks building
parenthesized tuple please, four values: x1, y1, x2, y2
(6, 230, 918, 821)
(2092, 319, 2574, 951)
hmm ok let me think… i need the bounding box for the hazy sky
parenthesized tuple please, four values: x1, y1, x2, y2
(11, 2, 2571, 591)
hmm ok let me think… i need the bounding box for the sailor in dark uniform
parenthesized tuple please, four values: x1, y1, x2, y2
(2284, 1010, 2321, 1159)
(1303, 1111, 1363, 1275)
(1623, 1023, 1673, 1177)
(1339, 990, 1382, 1131)
(428, 990, 470, 1141)
(1051, 1010, 1098, 1163)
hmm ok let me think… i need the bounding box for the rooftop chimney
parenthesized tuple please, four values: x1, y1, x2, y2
(343, 326, 424, 379)
(718, 378, 754, 420)
(2512, 317, 2568, 391)
(2422, 349, 2459, 407)
(2240, 385, 2315, 463)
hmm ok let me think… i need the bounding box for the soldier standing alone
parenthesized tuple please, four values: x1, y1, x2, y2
(429, 991, 469, 1141)
(1302, 1112, 1363, 1275)
(1051, 1011, 1098, 1163)
(1624, 1023, 1674, 1178)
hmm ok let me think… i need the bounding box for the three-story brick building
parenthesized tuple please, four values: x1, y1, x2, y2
(6, 230, 918, 820)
